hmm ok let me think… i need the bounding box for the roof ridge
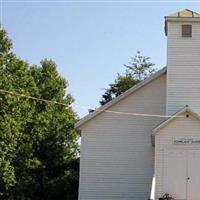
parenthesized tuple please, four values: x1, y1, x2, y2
(185, 8, 199, 14)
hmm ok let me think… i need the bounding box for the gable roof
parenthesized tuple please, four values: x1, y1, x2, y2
(75, 67, 167, 129)
(152, 106, 200, 135)
(167, 9, 200, 18)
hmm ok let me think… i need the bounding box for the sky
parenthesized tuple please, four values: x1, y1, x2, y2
(1, 0, 200, 117)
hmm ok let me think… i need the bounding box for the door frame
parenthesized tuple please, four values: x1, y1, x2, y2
(163, 147, 200, 200)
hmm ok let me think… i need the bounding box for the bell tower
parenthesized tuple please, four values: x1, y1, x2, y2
(165, 9, 200, 115)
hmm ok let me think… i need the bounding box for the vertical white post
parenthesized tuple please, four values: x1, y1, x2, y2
(150, 174, 156, 200)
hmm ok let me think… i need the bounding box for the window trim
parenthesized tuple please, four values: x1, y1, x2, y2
(182, 24, 192, 37)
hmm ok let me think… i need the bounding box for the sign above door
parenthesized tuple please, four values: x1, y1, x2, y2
(173, 138, 200, 145)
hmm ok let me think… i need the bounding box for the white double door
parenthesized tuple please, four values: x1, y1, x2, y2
(164, 149, 200, 200)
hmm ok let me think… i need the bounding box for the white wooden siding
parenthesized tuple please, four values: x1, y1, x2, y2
(167, 21, 200, 115)
(155, 114, 200, 199)
(79, 74, 166, 200)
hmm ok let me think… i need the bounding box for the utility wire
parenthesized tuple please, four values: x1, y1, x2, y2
(0, 89, 69, 107)
(0, 89, 185, 118)
(105, 110, 184, 118)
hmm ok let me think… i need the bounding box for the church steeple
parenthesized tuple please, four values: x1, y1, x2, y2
(165, 9, 200, 115)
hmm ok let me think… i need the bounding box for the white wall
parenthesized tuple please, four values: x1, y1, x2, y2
(155, 113, 200, 199)
(79, 74, 166, 200)
(167, 21, 200, 115)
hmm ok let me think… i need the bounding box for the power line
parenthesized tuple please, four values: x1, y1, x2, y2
(0, 89, 69, 107)
(105, 110, 184, 118)
(0, 89, 185, 118)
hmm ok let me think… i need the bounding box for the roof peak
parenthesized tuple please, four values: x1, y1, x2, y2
(167, 9, 200, 18)
(152, 106, 200, 135)
(75, 67, 167, 129)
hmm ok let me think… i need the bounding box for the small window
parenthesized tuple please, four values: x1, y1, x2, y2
(182, 25, 192, 37)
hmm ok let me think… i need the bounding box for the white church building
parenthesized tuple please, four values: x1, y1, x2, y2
(76, 9, 200, 200)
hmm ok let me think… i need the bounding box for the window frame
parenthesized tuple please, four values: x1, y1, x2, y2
(182, 24, 192, 38)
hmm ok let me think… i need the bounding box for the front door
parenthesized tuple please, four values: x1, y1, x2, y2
(163, 149, 200, 200)
(187, 150, 200, 200)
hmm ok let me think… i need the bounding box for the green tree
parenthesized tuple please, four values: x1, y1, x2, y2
(0, 26, 79, 199)
(100, 73, 138, 105)
(100, 51, 156, 105)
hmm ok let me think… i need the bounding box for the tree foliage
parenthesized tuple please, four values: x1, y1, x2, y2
(100, 73, 138, 105)
(100, 51, 156, 105)
(0, 26, 79, 199)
